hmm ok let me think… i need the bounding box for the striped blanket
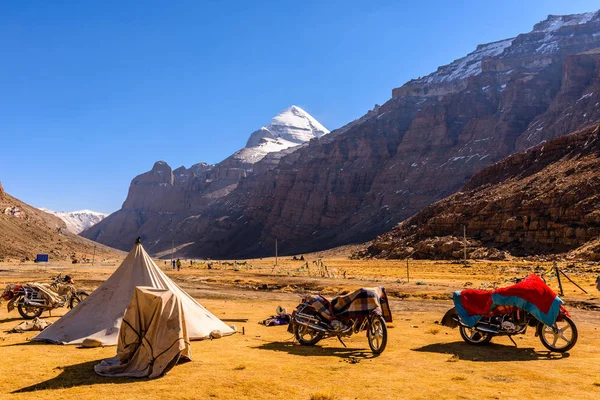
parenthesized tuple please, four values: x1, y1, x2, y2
(304, 287, 392, 323)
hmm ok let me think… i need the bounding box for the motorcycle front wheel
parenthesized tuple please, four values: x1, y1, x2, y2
(69, 291, 89, 308)
(17, 303, 44, 319)
(459, 326, 493, 345)
(537, 315, 578, 353)
(367, 314, 388, 354)
(294, 323, 324, 346)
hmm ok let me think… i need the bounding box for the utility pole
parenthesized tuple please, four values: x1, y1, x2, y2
(275, 239, 278, 266)
(92, 245, 96, 266)
(463, 225, 468, 265)
(406, 258, 410, 283)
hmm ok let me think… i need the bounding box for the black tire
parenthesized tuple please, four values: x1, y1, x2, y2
(537, 316, 578, 353)
(367, 314, 388, 354)
(294, 323, 324, 346)
(17, 303, 44, 319)
(69, 291, 89, 309)
(459, 326, 493, 345)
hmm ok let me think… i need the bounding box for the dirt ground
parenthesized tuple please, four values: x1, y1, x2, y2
(0, 257, 599, 399)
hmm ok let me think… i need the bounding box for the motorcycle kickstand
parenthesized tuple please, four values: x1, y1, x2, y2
(337, 336, 347, 348)
(508, 335, 518, 347)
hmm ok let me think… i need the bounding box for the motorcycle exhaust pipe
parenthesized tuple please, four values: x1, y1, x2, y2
(294, 317, 328, 333)
(295, 312, 320, 324)
(23, 301, 45, 307)
(457, 321, 499, 334)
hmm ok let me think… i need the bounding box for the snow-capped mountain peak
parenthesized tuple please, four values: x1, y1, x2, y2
(38, 208, 108, 234)
(246, 105, 329, 147)
(224, 105, 329, 166)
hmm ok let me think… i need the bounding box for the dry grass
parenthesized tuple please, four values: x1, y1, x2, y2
(0, 259, 599, 399)
(310, 390, 337, 400)
(426, 327, 440, 335)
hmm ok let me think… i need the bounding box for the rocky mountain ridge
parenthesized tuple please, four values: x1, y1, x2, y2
(0, 182, 120, 261)
(364, 123, 600, 260)
(84, 10, 600, 258)
(82, 106, 329, 250)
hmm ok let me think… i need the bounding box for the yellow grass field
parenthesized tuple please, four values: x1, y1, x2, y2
(0, 257, 599, 399)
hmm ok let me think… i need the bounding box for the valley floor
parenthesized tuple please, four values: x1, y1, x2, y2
(0, 258, 599, 399)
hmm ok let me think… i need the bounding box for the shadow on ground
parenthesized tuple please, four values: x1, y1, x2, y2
(1, 316, 37, 324)
(0, 340, 51, 347)
(256, 341, 377, 360)
(412, 342, 571, 362)
(12, 359, 140, 393)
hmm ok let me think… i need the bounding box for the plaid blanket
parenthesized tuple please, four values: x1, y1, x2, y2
(304, 287, 392, 323)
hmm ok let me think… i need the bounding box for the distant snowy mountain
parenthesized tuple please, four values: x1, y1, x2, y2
(227, 105, 329, 166)
(39, 208, 108, 234)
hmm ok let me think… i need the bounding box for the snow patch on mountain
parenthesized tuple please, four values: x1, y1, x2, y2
(417, 38, 514, 85)
(409, 10, 600, 87)
(230, 105, 329, 165)
(38, 208, 108, 234)
(531, 11, 600, 55)
(533, 11, 598, 33)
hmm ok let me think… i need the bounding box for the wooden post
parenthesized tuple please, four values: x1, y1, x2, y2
(92, 245, 96, 266)
(559, 269, 588, 294)
(463, 225, 467, 265)
(555, 262, 564, 297)
(406, 258, 410, 283)
(275, 239, 278, 266)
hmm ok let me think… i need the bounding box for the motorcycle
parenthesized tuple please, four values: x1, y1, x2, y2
(1, 274, 89, 319)
(288, 287, 392, 355)
(442, 276, 578, 353)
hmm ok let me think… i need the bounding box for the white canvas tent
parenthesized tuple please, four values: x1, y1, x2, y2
(33, 241, 235, 345)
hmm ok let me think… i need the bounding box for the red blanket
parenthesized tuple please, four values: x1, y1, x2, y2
(460, 275, 557, 317)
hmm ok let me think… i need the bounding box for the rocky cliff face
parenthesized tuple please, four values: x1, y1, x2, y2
(365, 123, 600, 259)
(82, 106, 329, 251)
(85, 11, 600, 258)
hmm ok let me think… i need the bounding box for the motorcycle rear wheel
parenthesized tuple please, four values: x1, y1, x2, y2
(294, 324, 324, 346)
(17, 303, 44, 319)
(69, 291, 89, 308)
(459, 326, 493, 345)
(367, 314, 388, 354)
(537, 315, 578, 353)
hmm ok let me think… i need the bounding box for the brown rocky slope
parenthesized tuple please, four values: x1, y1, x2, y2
(365, 123, 600, 259)
(0, 182, 121, 261)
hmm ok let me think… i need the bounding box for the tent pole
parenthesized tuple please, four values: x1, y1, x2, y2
(275, 239, 278, 266)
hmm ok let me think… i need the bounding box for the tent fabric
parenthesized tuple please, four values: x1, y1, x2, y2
(32, 243, 235, 345)
(453, 274, 563, 327)
(94, 287, 190, 379)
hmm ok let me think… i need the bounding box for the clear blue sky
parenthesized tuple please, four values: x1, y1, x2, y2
(1, 1, 597, 213)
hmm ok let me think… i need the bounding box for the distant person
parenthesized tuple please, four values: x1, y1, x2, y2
(176, 258, 182, 272)
(172, 259, 176, 270)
